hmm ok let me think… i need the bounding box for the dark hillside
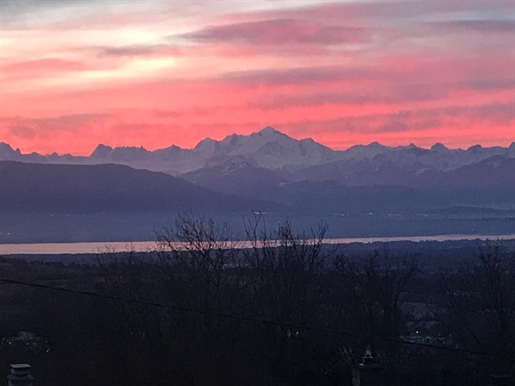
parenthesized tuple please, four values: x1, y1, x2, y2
(0, 161, 278, 213)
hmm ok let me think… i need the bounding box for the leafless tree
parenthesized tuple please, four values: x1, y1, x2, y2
(440, 243, 515, 377)
(331, 247, 419, 344)
(154, 213, 254, 385)
(241, 215, 334, 383)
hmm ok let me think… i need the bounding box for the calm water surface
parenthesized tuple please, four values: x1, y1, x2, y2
(1, 234, 515, 255)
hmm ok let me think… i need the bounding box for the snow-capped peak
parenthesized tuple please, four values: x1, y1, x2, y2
(90, 144, 113, 158)
(431, 143, 449, 152)
(0, 142, 16, 153)
(194, 137, 217, 151)
(0, 142, 22, 160)
(256, 126, 282, 136)
(344, 141, 388, 160)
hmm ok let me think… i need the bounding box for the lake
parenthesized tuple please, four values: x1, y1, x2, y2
(1, 233, 515, 255)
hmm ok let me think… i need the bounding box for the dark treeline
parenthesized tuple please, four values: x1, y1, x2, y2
(0, 215, 514, 385)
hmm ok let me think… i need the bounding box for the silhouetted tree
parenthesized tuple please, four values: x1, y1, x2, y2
(439, 244, 515, 379)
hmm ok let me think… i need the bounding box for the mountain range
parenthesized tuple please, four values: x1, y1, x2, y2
(1, 127, 514, 214)
(3, 126, 513, 176)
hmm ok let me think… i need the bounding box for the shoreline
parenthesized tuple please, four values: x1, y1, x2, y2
(2, 233, 515, 255)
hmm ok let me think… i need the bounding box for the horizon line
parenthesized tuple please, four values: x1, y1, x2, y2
(1, 126, 514, 157)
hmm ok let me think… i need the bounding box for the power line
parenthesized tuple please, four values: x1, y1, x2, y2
(0, 277, 502, 358)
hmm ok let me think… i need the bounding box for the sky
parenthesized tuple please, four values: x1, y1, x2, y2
(0, 0, 514, 155)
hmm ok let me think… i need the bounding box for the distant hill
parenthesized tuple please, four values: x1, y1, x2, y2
(0, 161, 279, 214)
(181, 156, 288, 201)
(181, 156, 515, 213)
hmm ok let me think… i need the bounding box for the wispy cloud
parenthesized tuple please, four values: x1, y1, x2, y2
(182, 19, 369, 46)
(3, 114, 109, 136)
(430, 19, 515, 33)
(96, 44, 181, 58)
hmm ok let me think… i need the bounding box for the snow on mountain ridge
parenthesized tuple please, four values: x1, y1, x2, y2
(430, 143, 449, 153)
(0, 142, 17, 153)
(0, 142, 22, 161)
(1, 128, 513, 176)
(90, 144, 113, 158)
(182, 126, 336, 171)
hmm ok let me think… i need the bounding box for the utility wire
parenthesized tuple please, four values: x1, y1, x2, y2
(0, 277, 502, 358)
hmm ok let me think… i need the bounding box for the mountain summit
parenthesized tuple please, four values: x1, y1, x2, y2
(255, 126, 282, 136)
(191, 127, 334, 170)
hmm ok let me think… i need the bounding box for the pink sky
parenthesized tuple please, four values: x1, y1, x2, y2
(0, 0, 514, 155)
